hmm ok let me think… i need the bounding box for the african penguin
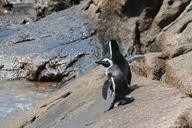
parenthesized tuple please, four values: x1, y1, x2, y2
(96, 39, 135, 111)
(95, 54, 144, 100)
(96, 57, 134, 111)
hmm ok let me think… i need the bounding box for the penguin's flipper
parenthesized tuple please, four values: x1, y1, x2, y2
(127, 54, 145, 64)
(102, 80, 112, 100)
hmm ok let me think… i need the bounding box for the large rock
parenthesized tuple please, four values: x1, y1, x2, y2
(0, 2, 103, 81)
(164, 51, 192, 94)
(156, 1, 192, 57)
(85, 0, 164, 54)
(3, 67, 192, 128)
(85, 0, 191, 55)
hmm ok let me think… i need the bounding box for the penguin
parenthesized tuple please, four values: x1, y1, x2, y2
(96, 54, 144, 100)
(96, 57, 134, 111)
(95, 39, 139, 111)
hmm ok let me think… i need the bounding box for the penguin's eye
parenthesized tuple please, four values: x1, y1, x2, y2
(105, 61, 110, 67)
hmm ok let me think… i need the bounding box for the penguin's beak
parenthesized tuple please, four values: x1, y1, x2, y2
(95, 60, 110, 67)
(95, 60, 104, 65)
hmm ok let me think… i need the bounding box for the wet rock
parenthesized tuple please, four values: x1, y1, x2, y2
(3, 67, 192, 128)
(38, 53, 86, 82)
(0, 3, 103, 81)
(21, 54, 49, 81)
(0, 53, 88, 82)
(0, 55, 27, 80)
(164, 51, 192, 95)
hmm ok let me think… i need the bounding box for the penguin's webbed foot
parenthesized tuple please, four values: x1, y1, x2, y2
(119, 96, 135, 105)
(105, 105, 114, 112)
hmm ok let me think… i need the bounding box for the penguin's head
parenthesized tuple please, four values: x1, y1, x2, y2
(109, 39, 120, 59)
(95, 58, 113, 68)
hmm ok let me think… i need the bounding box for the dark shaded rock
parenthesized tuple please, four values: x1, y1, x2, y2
(32, 0, 83, 20)
(0, 0, 10, 15)
(171, 44, 192, 58)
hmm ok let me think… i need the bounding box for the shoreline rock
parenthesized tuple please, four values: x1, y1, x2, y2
(3, 67, 192, 128)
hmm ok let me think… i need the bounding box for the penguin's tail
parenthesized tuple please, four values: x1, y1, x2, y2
(127, 54, 144, 64)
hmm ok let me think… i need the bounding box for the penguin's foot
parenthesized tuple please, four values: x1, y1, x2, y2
(104, 96, 134, 112)
(105, 105, 114, 112)
(119, 96, 135, 105)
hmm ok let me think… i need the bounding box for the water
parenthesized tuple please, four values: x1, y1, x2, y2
(8, 0, 21, 3)
(0, 26, 18, 43)
(0, 79, 55, 125)
(0, 4, 104, 125)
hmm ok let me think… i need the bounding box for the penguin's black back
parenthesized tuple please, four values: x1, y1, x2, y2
(108, 64, 130, 96)
(110, 39, 132, 85)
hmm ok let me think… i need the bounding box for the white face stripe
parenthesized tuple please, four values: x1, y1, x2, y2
(102, 58, 113, 66)
(109, 41, 112, 59)
(102, 58, 113, 76)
